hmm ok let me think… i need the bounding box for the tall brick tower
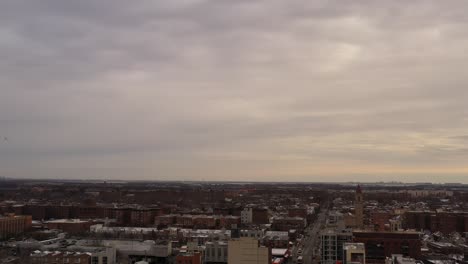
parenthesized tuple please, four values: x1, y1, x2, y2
(355, 185, 364, 229)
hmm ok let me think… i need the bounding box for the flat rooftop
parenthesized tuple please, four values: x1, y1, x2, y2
(45, 219, 89, 223)
(344, 243, 365, 250)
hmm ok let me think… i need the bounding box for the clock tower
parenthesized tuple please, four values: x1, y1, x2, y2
(355, 185, 364, 228)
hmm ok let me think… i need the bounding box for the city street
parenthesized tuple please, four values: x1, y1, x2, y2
(302, 208, 328, 264)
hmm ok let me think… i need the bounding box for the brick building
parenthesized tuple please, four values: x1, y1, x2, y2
(192, 215, 216, 229)
(22, 204, 104, 220)
(177, 215, 194, 227)
(353, 230, 421, 263)
(271, 216, 306, 232)
(288, 206, 307, 219)
(45, 219, 93, 234)
(23, 205, 47, 220)
(252, 208, 269, 225)
(0, 214, 32, 239)
(130, 208, 161, 227)
(371, 211, 394, 231)
(219, 216, 241, 229)
(74, 206, 105, 219)
(213, 206, 243, 217)
(355, 185, 364, 229)
(403, 211, 468, 234)
(155, 215, 177, 226)
(176, 252, 202, 264)
(30, 251, 91, 264)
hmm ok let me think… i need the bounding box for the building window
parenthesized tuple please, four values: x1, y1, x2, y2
(401, 241, 410, 256)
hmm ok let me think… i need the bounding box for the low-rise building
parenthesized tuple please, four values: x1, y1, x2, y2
(30, 251, 91, 264)
(385, 254, 419, 264)
(155, 214, 177, 226)
(220, 216, 241, 229)
(193, 215, 216, 229)
(45, 219, 92, 234)
(240, 229, 264, 239)
(371, 211, 394, 231)
(343, 243, 366, 264)
(176, 252, 202, 264)
(205, 241, 228, 263)
(271, 216, 306, 232)
(263, 231, 290, 248)
(88, 247, 116, 264)
(288, 206, 308, 219)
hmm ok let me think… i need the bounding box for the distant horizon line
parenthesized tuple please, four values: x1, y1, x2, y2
(0, 176, 466, 186)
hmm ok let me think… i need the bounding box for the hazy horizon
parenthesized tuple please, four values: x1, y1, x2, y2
(1, 175, 465, 185)
(1, 1, 468, 183)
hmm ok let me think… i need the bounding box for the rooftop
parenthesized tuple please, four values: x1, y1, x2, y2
(46, 219, 89, 224)
(344, 243, 365, 250)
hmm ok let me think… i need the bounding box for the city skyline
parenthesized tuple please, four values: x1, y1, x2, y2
(1, 1, 468, 183)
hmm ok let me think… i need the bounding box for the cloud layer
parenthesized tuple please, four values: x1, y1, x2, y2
(1, 0, 468, 182)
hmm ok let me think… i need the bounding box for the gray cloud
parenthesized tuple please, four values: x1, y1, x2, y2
(1, 0, 468, 182)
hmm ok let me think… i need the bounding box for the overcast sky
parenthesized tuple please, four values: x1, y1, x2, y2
(1, 0, 468, 183)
